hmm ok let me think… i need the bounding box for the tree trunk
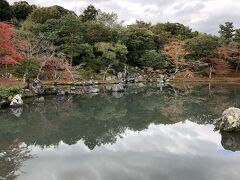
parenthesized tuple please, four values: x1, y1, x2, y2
(236, 63, 239, 73)
(209, 64, 213, 79)
(5, 64, 8, 78)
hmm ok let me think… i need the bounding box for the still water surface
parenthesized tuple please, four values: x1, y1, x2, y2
(1, 83, 240, 180)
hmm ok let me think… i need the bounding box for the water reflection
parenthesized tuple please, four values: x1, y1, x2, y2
(1, 83, 240, 179)
(17, 122, 240, 180)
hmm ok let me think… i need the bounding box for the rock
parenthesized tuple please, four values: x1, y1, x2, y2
(117, 72, 123, 80)
(0, 98, 11, 108)
(157, 75, 165, 84)
(127, 76, 135, 83)
(44, 86, 57, 95)
(106, 76, 112, 81)
(220, 132, 240, 152)
(10, 94, 23, 107)
(135, 75, 144, 82)
(32, 79, 44, 95)
(35, 97, 45, 103)
(67, 90, 76, 95)
(57, 89, 65, 96)
(106, 75, 117, 82)
(111, 83, 125, 92)
(215, 107, 240, 132)
(137, 83, 145, 87)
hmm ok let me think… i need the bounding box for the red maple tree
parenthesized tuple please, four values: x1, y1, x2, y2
(0, 22, 22, 76)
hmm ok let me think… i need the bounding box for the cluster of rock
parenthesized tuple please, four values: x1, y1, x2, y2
(0, 94, 23, 109)
(215, 107, 240, 132)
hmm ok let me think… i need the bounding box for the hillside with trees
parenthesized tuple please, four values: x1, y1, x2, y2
(1, 0, 240, 83)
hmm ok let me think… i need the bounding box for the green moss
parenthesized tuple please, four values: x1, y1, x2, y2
(0, 87, 23, 98)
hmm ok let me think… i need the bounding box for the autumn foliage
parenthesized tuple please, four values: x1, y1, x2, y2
(0, 22, 22, 65)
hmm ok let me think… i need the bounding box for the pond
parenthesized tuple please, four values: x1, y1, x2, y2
(1, 83, 240, 180)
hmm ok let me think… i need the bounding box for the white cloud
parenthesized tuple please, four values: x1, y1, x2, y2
(8, 0, 240, 34)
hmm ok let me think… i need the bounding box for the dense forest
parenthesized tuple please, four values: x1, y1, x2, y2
(1, 0, 240, 81)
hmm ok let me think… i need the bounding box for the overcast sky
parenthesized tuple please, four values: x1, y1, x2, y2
(8, 0, 240, 34)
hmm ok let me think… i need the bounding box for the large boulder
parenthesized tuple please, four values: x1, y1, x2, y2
(10, 94, 23, 107)
(32, 79, 44, 95)
(215, 107, 240, 132)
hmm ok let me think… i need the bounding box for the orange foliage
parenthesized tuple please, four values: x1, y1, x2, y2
(0, 22, 22, 65)
(163, 39, 186, 65)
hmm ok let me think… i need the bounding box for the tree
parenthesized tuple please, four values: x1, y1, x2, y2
(11, 1, 33, 21)
(81, 5, 98, 22)
(126, 25, 155, 66)
(94, 42, 128, 72)
(27, 5, 75, 24)
(151, 22, 196, 41)
(185, 34, 219, 61)
(219, 22, 235, 43)
(97, 10, 119, 28)
(185, 34, 220, 78)
(0, 0, 12, 21)
(139, 50, 168, 69)
(234, 29, 240, 43)
(72, 43, 94, 66)
(218, 42, 240, 72)
(0, 22, 22, 76)
(163, 39, 186, 73)
(15, 58, 40, 80)
(84, 21, 112, 45)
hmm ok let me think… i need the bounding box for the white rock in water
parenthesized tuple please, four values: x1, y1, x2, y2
(215, 107, 240, 132)
(10, 94, 23, 107)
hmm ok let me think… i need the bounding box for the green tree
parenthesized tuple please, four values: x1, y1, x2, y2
(0, 0, 12, 21)
(11, 1, 33, 21)
(81, 5, 98, 22)
(15, 58, 40, 79)
(72, 43, 95, 66)
(93, 42, 128, 72)
(84, 21, 112, 44)
(97, 10, 119, 27)
(234, 29, 240, 44)
(126, 25, 155, 66)
(27, 5, 74, 24)
(219, 22, 235, 43)
(185, 34, 219, 61)
(152, 22, 196, 40)
(139, 50, 168, 68)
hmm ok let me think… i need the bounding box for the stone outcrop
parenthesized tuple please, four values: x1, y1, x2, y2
(32, 79, 44, 95)
(215, 107, 240, 132)
(10, 94, 23, 107)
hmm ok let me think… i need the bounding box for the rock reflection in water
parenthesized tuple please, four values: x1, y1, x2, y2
(221, 132, 240, 152)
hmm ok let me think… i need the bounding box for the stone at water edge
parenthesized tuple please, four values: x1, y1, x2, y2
(215, 107, 240, 132)
(10, 94, 23, 107)
(32, 79, 44, 95)
(57, 89, 66, 96)
(0, 98, 11, 108)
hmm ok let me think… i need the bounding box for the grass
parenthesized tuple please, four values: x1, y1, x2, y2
(0, 87, 23, 98)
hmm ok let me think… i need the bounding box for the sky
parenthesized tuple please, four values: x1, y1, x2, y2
(8, 0, 240, 34)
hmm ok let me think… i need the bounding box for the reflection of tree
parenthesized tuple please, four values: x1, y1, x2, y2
(0, 139, 32, 179)
(1, 83, 240, 151)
